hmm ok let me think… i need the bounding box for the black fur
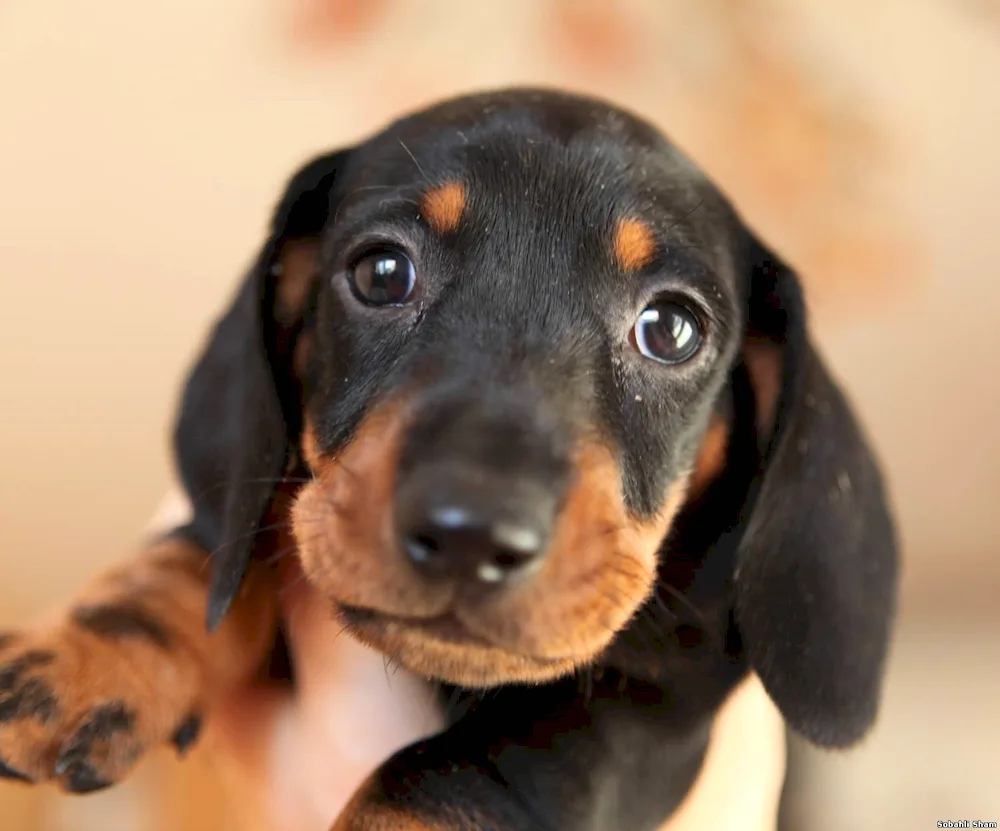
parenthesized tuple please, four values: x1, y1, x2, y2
(0, 676, 58, 725)
(72, 603, 172, 650)
(171, 88, 898, 829)
(171, 713, 203, 756)
(0, 759, 34, 783)
(0, 650, 59, 726)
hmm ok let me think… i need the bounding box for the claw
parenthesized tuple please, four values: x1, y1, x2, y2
(0, 758, 34, 783)
(55, 757, 112, 794)
(171, 713, 202, 757)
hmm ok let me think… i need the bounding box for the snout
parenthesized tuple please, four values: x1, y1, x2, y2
(394, 387, 571, 589)
(293, 386, 674, 687)
(396, 463, 560, 586)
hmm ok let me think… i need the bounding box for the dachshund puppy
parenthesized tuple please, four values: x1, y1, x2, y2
(0, 88, 898, 830)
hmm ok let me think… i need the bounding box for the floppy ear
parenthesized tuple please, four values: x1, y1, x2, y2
(733, 239, 900, 748)
(172, 149, 353, 631)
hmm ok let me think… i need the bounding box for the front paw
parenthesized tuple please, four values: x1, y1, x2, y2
(0, 615, 204, 793)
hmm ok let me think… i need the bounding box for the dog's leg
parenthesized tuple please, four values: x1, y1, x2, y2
(0, 533, 276, 792)
(332, 678, 722, 831)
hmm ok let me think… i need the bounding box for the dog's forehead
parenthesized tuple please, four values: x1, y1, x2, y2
(346, 89, 722, 228)
(389, 88, 668, 154)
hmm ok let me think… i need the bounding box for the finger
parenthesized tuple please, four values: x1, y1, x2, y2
(145, 488, 193, 535)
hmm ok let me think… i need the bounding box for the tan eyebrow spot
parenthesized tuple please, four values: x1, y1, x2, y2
(613, 217, 657, 272)
(421, 182, 466, 234)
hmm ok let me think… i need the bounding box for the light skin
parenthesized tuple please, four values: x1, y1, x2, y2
(149, 490, 787, 831)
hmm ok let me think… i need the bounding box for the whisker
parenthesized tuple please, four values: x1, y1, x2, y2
(331, 183, 396, 225)
(647, 591, 678, 623)
(263, 539, 303, 567)
(334, 460, 360, 482)
(595, 522, 628, 540)
(207, 519, 297, 560)
(636, 606, 671, 643)
(658, 582, 709, 625)
(275, 570, 310, 597)
(665, 198, 705, 236)
(397, 139, 431, 184)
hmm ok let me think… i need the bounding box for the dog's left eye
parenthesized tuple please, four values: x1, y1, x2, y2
(632, 301, 702, 364)
(348, 248, 416, 306)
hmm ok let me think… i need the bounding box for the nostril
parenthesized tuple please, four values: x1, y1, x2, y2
(403, 506, 468, 569)
(404, 529, 444, 569)
(413, 533, 441, 553)
(493, 551, 523, 570)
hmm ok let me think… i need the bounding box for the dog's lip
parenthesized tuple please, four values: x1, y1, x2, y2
(335, 603, 567, 664)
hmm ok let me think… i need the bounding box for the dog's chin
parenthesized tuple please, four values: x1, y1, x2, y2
(335, 604, 587, 688)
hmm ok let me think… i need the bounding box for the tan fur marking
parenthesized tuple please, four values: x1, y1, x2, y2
(613, 217, 657, 272)
(689, 415, 731, 497)
(275, 238, 319, 325)
(293, 331, 314, 380)
(743, 337, 784, 437)
(300, 415, 325, 472)
(421, 182, 466, 234)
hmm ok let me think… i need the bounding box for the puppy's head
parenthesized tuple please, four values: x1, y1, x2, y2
(176, 89, 898, 748)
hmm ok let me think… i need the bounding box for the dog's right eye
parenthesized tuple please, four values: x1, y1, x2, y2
(347, 248, 416, 306)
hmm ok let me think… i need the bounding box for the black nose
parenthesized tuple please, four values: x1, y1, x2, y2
(396, 475, 553, 585)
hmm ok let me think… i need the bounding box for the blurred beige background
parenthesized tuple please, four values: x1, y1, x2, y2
(1, 0, 998, 829)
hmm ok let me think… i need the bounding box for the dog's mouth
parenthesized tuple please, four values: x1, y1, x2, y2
(338, 604, 496, 649)
(335, 602, 580, 687)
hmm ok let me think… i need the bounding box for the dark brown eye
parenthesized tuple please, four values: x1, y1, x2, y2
(348, 248, 416, 306)
(633, 301, 701, 364)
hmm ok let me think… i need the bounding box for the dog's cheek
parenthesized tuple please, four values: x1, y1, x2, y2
(290, 480, 397, 613)
(292, 408, 451, 618)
